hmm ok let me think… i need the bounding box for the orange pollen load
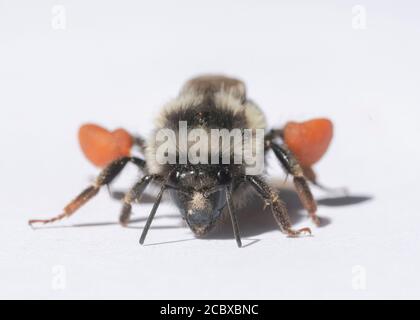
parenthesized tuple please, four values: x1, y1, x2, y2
(78, 124, 133, 168)
(284, 118, 333, 167)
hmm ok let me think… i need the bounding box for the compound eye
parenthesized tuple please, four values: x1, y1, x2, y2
(168, 170, 181, 187)
(217, 167, 232, 184)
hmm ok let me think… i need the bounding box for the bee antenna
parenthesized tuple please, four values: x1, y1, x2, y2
(139, 175, 169, 245)
(225, 185, 242, 248)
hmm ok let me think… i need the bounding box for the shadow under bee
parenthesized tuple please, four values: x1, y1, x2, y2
(33, 181, 372, 246)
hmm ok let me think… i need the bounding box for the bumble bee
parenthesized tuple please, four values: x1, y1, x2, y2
(29, 75, 333, 247)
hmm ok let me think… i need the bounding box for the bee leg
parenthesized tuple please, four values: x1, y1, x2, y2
(265, 129, 339, 192)
(264, 128, 284, 146)
(132, 134, 147, 154)
(246, 175, 311, 237)
(119, 175, 155, 226)
(28, 156, 145, 226)
(302, 166, 348, 195)
(110, 190, 157, 203)
(225, 185, 242, 248)
(268, 142, 320, 226)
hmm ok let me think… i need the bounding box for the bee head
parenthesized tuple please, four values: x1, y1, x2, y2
(167, 165, 232, 236)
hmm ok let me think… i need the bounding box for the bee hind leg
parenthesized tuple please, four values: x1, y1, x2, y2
(268, 142, 320, 226)
(28, 156, 145, 226)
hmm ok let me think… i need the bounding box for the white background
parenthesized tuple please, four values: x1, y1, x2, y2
(1, 0, 420, 299)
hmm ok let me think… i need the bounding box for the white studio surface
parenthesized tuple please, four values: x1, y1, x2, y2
(0, 0, 419, 299)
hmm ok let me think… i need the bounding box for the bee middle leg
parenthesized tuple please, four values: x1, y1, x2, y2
(246, 175, 311, 237)
(28, 156, 145, 226)
(119, 175, 156, 226)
